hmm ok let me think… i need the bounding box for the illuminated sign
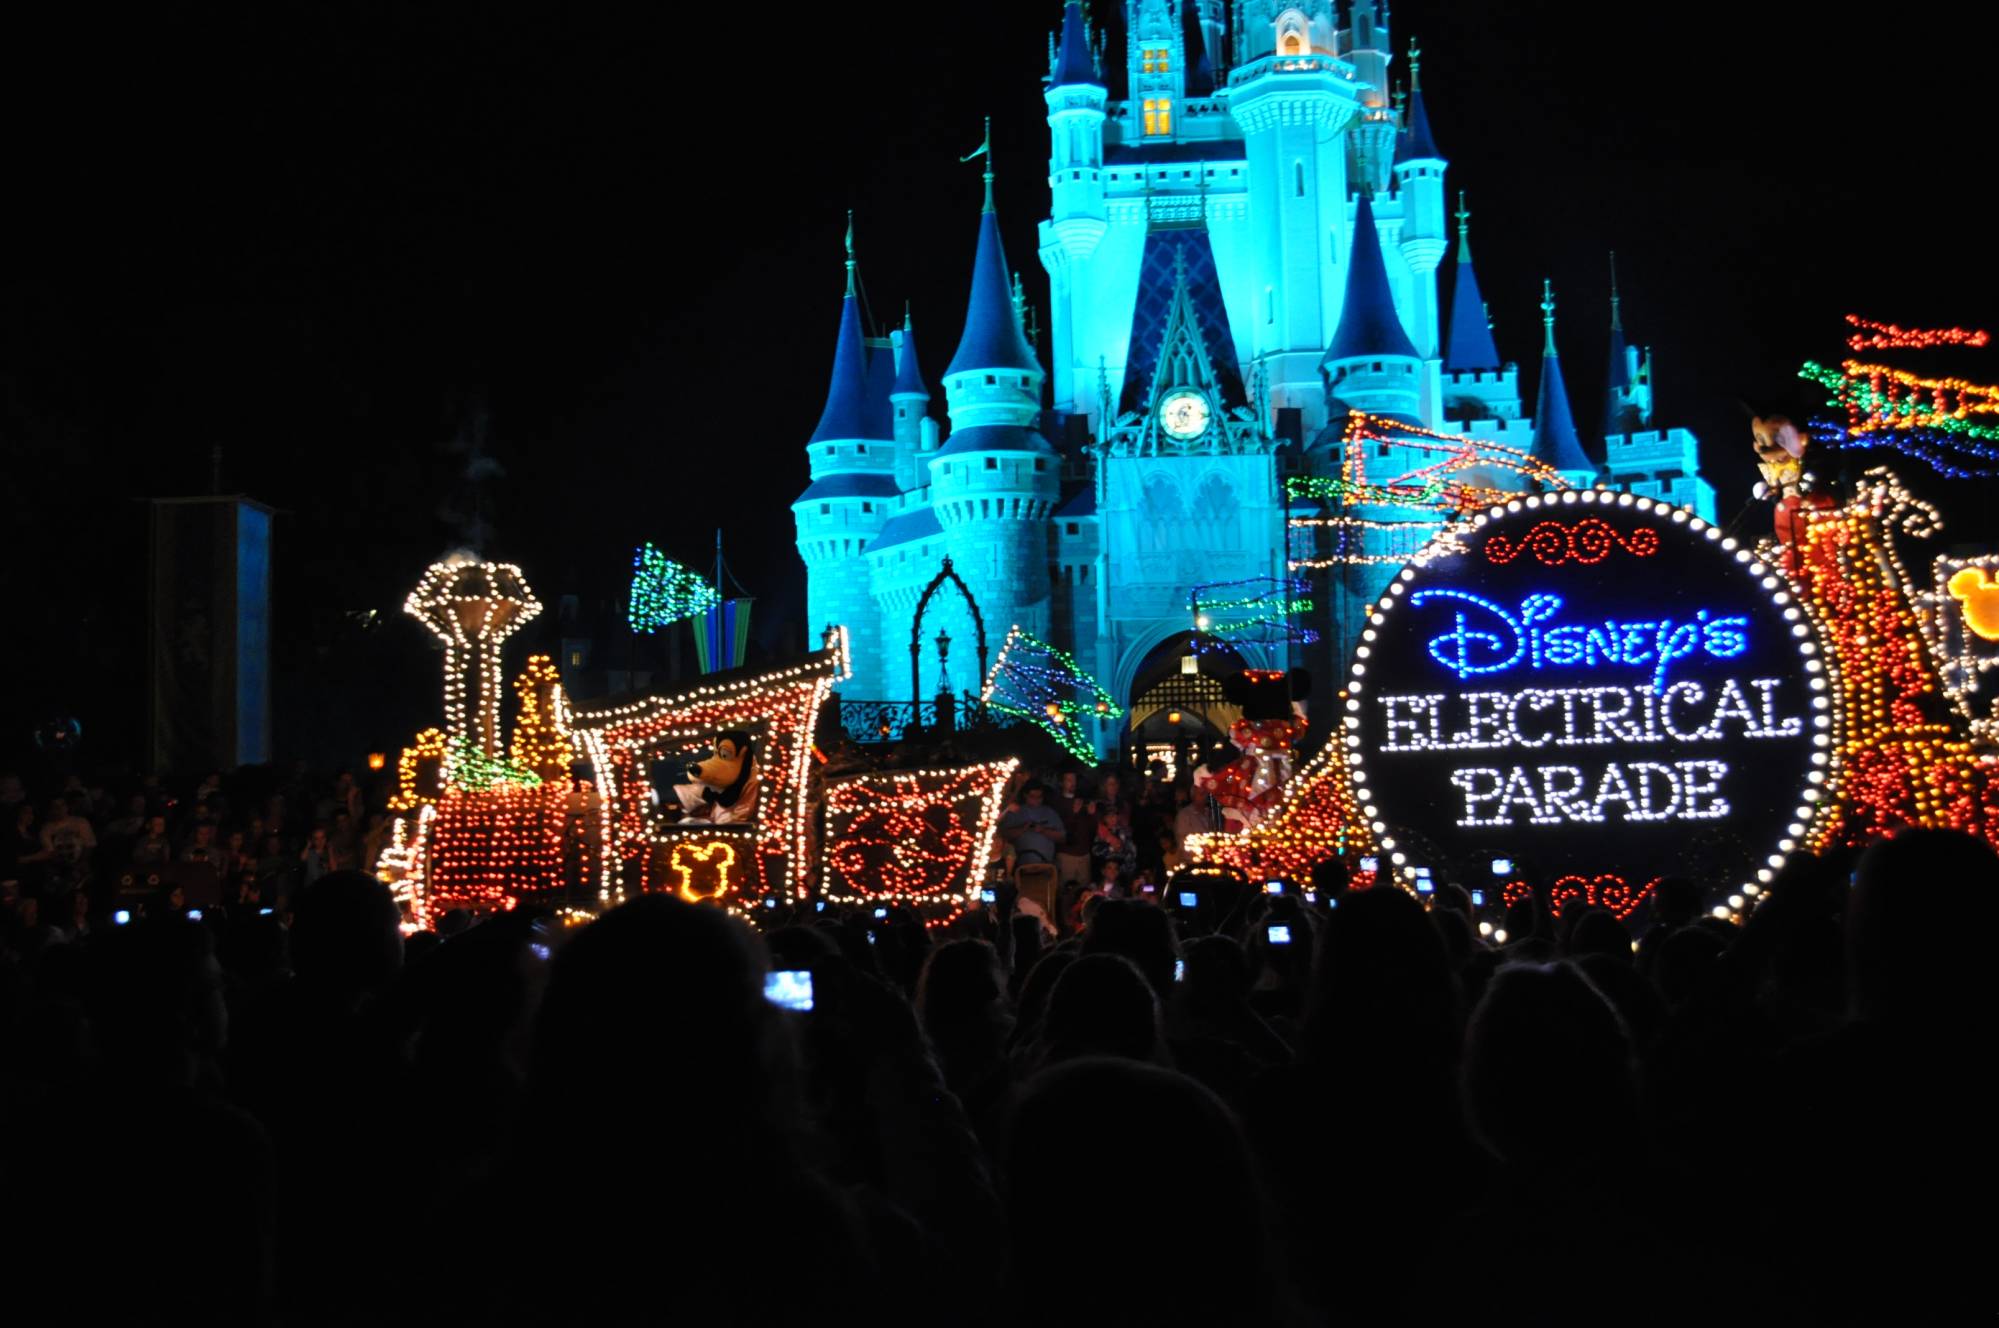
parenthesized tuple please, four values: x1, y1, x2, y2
(1348, 493, 1829, 906)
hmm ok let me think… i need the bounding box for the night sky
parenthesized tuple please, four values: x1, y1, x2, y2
(6, 1, 1996, 772)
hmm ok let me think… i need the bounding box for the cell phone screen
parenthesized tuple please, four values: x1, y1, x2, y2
(764, 970, 814, 1012)
(1267, 924, 1292, 945)
(980, 888, 997, 903)
(1264, 880, 1284, 895)
(1177, 891, 1198, 908)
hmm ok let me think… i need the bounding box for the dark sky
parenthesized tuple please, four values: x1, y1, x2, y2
(6, 1, 1996, 769)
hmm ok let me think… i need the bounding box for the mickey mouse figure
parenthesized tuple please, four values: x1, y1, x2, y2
(1750, 412, 1834, 570)
(1192, 669, 1311, 832)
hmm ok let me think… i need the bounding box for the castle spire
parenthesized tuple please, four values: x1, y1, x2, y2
(961, 116, 995, 215)
(1443, 193, 1503, 374)
(809, 224, 874, 444)
(893, 304, 929, 399)
(1529, 280, 1593, 476)
(1051, 1, 1100, 88)
(844, 208, 856, 297)
(946, 142, 1040, 378)
(1603, 252, 1640, 438)
(1324, 192, 1419, 364)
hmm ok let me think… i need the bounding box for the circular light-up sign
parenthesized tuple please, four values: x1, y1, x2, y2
(1347, 491, 1829, 915)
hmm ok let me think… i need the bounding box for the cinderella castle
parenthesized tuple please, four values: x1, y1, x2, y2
(795, 1, 1716, 755)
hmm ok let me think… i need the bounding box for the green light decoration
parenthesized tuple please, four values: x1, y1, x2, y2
(446, 740, 542, 791)
(629, 543, 721, 634)
(1188, 577, 1319, 653)
(980, 626, 1122, 763)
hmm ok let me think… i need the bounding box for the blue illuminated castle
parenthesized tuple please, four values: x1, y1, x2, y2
(796, 1, 1716, 746)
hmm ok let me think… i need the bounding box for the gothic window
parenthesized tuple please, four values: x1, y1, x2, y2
(857, 443, 867, 453)
(1142, 46, 1171, 74)
(820, 504, 831, 515)
(985, 456, 998, 470)
(862, 502, 873, 513)
(1143, 98, 1172, 136)
(1294, 161, 1305, 198)
(1192, 472, 1241, 549)
(1277, 10, 1308, 55)
(1066, 522, 1080, 536)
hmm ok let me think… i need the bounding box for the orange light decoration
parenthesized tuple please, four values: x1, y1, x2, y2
(390, 728, 450, 811)
(1843, 315, 1990, 353)
(667, 838, 740, 904)
(1786, 470, 1999, 852)
(1189, 740, 1376, 886)
(821, 760, 1018, 921)
(510, 653, 576, 779)
(367, 752, 387, 771)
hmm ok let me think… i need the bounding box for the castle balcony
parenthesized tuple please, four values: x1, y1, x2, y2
(1226, 53, 1358, 89)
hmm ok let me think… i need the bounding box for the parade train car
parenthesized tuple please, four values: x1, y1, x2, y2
(375, 564, 1016, 929)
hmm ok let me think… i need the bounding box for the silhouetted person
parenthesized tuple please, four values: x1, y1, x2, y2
(1034, 952, 1165, 1067)
(1004, 1057, 1298, 1326)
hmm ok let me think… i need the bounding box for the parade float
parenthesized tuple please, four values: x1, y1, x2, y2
(379, 320, 1999, 927)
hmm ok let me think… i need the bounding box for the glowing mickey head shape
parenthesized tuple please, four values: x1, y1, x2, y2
(1947, 567, 1999, 643)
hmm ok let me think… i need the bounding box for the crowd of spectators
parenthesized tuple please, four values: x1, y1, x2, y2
(0, 758, 1989, 1324)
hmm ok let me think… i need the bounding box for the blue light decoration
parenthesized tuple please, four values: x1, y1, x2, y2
(980, 626, 1122, 763)
(1347, 492, 1828, 916)
(628, 543, 721, 635)
(1189, 576, 1320, 653)
(1410, 589, 1750, 691)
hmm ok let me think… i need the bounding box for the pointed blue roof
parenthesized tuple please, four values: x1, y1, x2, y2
(1394, 85, 1442, 163)
(809, 293, 873, 444)
(1444, 199, 1502, 373)
(947, 208, 1041, 378)
(863, 341, 897, 441)
(1530, 287, 1594, 474)
(1325, 194, 1420, 365)
(1051, 2, 1099, 88)
(893, 313, 929, 397)
(1119, 228, 1245, 413)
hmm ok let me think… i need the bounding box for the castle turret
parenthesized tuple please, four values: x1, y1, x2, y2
(1342, 0, 1397, 195)
(1527, 280, 1597, 487)
(1391, 41, 1447, 297)
(1320, 192, 1423, 426)
(793, 217, 897, 694)
(1229, 0, 1362, 437)
(1440, 193, 1521, 423)
(932, 154, 1059, 645)
(1602, 252, 1650, 437)
(890, 306, 933, 491)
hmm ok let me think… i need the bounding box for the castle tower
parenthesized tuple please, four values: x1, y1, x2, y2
(1602, 252, 1651, 437)
(1341, 0, 1397, 195)
(1127, 0, 1189, 137)
(1229, 0, 1362, 436)
(890, 307, 934, 492)
(792, 218, 897, 697)
(1044, 2, 1108, 421)
(930, 149, 1059, 651)
(1320, 191, 1424, 426)
(1527, 280, 1598, 488)
(1440, 192, 1522, 422)
(1391, 37, 1446, 420)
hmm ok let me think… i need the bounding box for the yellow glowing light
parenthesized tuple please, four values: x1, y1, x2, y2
(668, 839, 739, 904)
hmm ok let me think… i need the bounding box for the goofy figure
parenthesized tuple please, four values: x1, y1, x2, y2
(662, 730, 759, 825)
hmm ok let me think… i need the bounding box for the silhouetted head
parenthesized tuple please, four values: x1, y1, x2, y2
(916, 938, 1009, 1042)
(1006, 1058, 1282, 1326)
(1463, 962, 1635, 1171)
(1041, 952, 1164, 1065)
(1080, 897, 1177, 996)
(1653, 925, 1725, 1007)
(1181, 933, 1252, 1015)
(1849, 828, 1999, 1028)
(1568, 908, 1633, 963)
(1304, 885, 1457, 1074)
(290, 870, 403, 1000)
(527, 896, 783, 1157)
